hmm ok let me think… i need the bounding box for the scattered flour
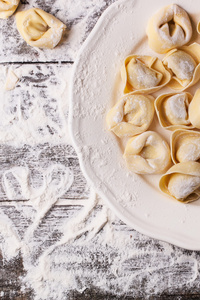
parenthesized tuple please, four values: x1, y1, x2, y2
(113, 111, 122, 123)
(0, 1, 199, 299)
(0, 64, 72, 146)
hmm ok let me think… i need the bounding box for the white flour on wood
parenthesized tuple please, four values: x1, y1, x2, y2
(0, 61, 199, 299)
(0, 0, 199, 299)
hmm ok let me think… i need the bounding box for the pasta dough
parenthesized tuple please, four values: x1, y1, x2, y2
(155, 92, 193, 131)
(171, 129, 200, 164)
(4, 69, 19, 91)
(146, 4, 192, 54)
(106, 94, 154, 138)
(189, 88, 200, 129)
(106, 4, 200, 203)
(163, 43, 200, 91)
(126, 58, 162, 90)
(0, 0, 20, 19)
(16, 8, 66, 49)
(121, 55, 171, 94)
(124, 131, 171, 174)
(164, 51, 196, 82)
(159, 162, 200, 203)
(197, 21, 200, 34)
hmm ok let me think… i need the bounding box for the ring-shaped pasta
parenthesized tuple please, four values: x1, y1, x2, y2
(146, 4, 192, 54)
(163, 43, 200, 91)
(106, 94, 155, 138)
(0, 0, 20, 19)
(159, 162, 200, 203)
(121, 55, 171, 94)
(16, 8, 66, 49)
(171, 129, 200, 164)
(124, 131, 171, 174)
(155, 92, 193, 131)
(189, 88, 200, 129)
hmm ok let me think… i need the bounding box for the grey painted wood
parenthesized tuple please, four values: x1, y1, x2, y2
(0, 63, 89, 201)
(1, 205, 200, 299)
(1, 0, 200, 299)
(0, 143, 89, 201)
(0, 0, 117, 63)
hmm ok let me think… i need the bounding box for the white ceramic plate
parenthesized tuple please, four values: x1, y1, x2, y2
(69, 0, 200, 250)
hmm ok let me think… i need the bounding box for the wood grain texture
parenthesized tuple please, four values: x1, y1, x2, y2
(0, 63, 89, 201)
(0, 63, 71, 145)
(0, 143, 89, 201)
(0, 253, 33, 300)
(0, 0, 117, 63)
(1, 0, 200, 299)
(1, 205, 200, 299)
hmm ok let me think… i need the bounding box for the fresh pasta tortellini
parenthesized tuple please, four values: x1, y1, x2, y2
(171, 129, 200, 164)
(146, 4, 192, 54)
(0, 0, 20, 19)
(16, 8, 66, 49)
(189, 88, 200, 129)
(124, 131, 171, 174)
(121, 55, 171, 94)
(106, 94, 154, 138)
(159, 162, 200, 203)
(197, 21, 200, 34)
(155, 92, 193, 131)
(163, 43, 200, 91)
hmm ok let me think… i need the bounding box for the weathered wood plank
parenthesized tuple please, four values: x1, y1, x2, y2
(1, 1, 200, 299)
(0, 63, 71, 145)
(0, 0, 118, 63)
(0, 253, 33, 300)
(0, 63, 89, 201)
(0, 143, 89, 201)
(68, 293, 200, 300)
(1, 205, 200, 299)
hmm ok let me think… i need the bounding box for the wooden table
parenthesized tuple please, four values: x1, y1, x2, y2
(1, 1, 200, 299)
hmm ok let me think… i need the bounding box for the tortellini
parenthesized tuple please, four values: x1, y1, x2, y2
(16, 8, 66, 49)
(189, 88, 200, 129)
(197, 21, 200, 34)
(106, 4, 200, 204)
(159, 162, 200, 203)
(155, 92, 193, 131)
(124, 131, 171, 174)
(163, 43, 200, 91)
(171, 129, 200, 164)
(146, 4, 192, 54)
(0, 0, 20, 19)
(121, 55, 171, 94)
(106, 94, 154, 138)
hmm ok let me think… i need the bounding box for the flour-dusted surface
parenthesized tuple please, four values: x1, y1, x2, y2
(0, 0, 117, 63)
(1, 0, 200, 299)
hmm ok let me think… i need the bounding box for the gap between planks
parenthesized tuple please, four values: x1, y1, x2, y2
(0, 61, 74, 64)
(0, 198, 88, 206)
